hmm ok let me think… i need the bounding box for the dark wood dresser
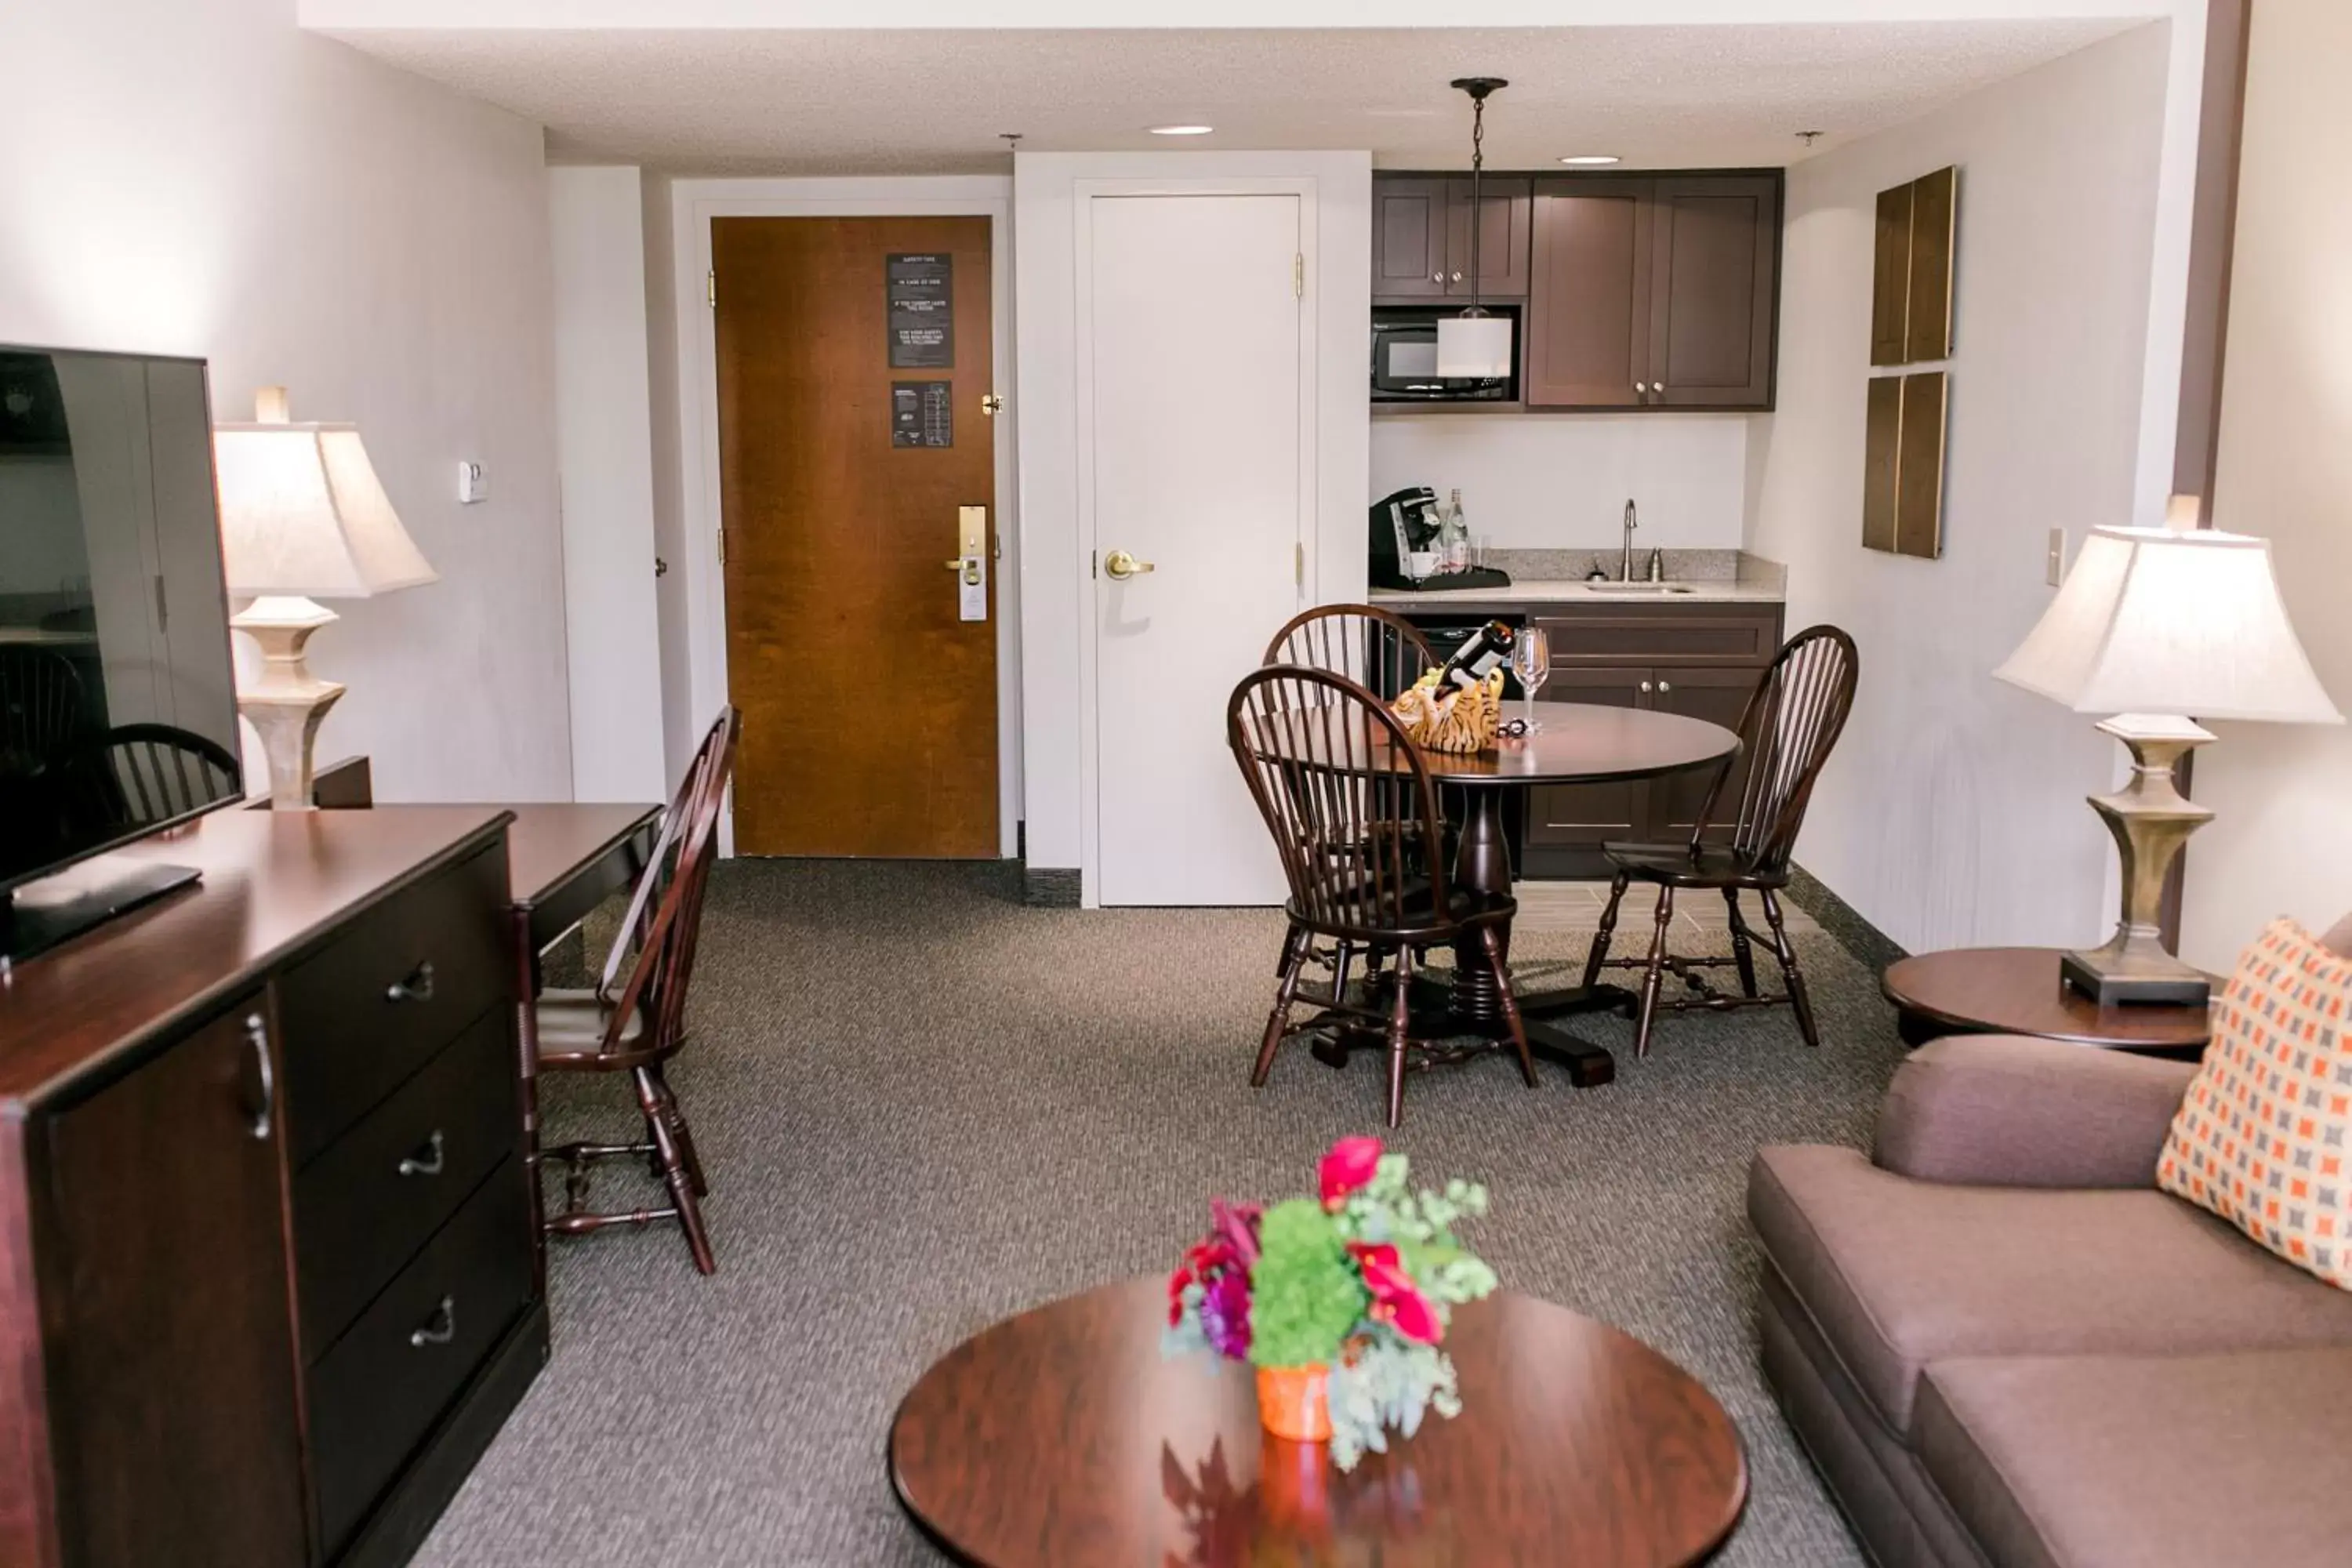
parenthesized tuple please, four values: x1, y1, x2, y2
(0, 807, 546, 1568)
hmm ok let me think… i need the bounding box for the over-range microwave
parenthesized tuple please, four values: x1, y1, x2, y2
(1370, 306, 1519, 403)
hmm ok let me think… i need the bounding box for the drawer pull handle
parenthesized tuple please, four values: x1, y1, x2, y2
(386, 961, 436, 1004)
(397, 1131, 446, 1178)
(409, 1296, 456, 1348)
(245, 1014, 274, 1142)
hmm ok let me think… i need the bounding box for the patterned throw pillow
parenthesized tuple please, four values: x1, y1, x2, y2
(2158, 918, 2352, 1290)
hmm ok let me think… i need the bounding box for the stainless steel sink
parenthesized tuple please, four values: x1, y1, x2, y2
(1581, 582, 1696, 595)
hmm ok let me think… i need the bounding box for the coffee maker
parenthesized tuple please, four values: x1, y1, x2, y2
(1369, 486, 1512, 592)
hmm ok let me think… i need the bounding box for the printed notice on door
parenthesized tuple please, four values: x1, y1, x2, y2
(886, 253, 954, 368)
(891, 381, 953, 448)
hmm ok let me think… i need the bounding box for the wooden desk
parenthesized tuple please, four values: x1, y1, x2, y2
(495, 803, 663, 1273)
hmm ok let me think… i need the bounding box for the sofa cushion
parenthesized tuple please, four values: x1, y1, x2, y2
(1917, 1348, 2352, 1568)
(1748, 1144, 2352, 1434)
(2161, 917, 2352, 1289)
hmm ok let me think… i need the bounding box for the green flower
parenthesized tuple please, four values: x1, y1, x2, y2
(1247, 1198, 1366, 1369)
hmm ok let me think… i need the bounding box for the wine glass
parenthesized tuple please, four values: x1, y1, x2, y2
(1512, 626, 1552, 733)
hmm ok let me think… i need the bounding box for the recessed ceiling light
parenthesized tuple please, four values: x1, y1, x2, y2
(1559, 154, 1621, 166)
(1149, 125, 1215, 136)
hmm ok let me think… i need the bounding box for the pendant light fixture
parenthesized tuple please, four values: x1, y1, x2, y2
(1436, 77, 1513, 380)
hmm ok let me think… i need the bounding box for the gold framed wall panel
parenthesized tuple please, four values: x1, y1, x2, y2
(1860, 369, 1948, 559)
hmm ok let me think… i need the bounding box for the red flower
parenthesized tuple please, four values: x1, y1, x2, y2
(1347, 1240, 1443, 1345)
(1167, 1265, 1191, 1327)
(1319, 1136, 1383, 1209)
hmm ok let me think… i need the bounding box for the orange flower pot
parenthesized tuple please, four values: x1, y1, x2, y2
(1255, 1363, 1332, 1443)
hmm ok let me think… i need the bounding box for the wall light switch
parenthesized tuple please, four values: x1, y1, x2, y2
(2045, 527, 2066, 586)
(458, 461, 488, 505)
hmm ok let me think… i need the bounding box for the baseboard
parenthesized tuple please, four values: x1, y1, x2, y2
(1784, 863, 1906, 973)
(1022, 866, 1081, 908)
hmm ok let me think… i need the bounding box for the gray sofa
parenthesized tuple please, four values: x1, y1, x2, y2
(1751, 1033, 2352, 1567)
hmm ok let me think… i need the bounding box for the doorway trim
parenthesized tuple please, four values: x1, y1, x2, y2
(669, 176, 1019, 858)
(1071, 178, 1319, 906)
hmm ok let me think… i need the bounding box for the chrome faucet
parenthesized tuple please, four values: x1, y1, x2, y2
(1620, 499, 1639, 581)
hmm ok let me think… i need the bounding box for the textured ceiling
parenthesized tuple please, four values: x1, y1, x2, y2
(320, 20, 2149, 176)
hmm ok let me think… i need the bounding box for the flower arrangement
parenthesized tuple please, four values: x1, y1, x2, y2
(1163, 1136, 1497, 1469)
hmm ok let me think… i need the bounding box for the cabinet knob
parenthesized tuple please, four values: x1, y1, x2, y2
(1639, 681, 1655, 694)
(1433, 272, 1445, 283)
(1658, 681, 1674, 694)
(1450, 270, 1464, 282)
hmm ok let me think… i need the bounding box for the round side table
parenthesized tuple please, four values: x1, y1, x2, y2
(1882, 946, 2211, 1054)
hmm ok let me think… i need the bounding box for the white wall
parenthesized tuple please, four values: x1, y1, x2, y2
(2180, 0, 2352, 971)
(1, 0, 570, 802)
(641, 172, 699, 782)
(1013, 151, 1371, 882)
(550, 166, 668, 802)
(1370, 415, 1749, 550)
(1744, 20, 2176, 953)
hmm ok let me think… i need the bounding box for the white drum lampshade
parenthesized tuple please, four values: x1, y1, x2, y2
(213, 387, 437, 809)
(1994, 517, 2340, 1004)
(1435, 313, 1514, 380)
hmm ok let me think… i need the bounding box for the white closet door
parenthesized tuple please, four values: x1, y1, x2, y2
(1085, 192, 1305, 906)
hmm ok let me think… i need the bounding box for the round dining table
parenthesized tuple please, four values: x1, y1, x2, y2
(1327, 702, 1743, 1087)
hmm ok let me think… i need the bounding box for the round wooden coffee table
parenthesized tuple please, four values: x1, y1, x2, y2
(1882, 947, 2212, 1054)
(888, 1276, 1747, 1566)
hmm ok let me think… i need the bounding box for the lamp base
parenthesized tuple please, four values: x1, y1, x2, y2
(232, 595, 345, 812)
(2064, 713, 2216, 1009)
(2060, 941, 2211, 1008)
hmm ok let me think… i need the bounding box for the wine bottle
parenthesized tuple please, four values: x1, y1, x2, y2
(1435, 620, 1517, 691)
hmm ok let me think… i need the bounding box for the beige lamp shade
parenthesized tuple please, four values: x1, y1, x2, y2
(1994, 524, 2342, 724)
(1436, 313, 1514, 379)
(213, 390, 436, 599)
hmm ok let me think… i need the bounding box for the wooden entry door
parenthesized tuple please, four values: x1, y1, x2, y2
(714, 216, 997, 858)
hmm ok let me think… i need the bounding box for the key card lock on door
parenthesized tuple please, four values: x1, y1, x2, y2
(942, 505, 988, 622)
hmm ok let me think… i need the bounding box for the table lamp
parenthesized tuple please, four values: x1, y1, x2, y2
(1994, 502, 2342, 1006)
(212, 387, 437, 809)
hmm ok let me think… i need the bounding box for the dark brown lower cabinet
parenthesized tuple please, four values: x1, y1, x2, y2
(0, 808, 546, 1568)
(1519, 604, 1784, 878)
(38, 997, 310, 1568)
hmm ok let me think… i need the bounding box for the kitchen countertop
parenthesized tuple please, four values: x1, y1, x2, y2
(1371, 576, 1786, 608)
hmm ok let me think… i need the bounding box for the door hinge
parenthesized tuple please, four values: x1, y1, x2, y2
(1294, 253, 1305, 299)
(706, 270, 717, 310)
(717, 528, 726, 565)
(1294, 542, 1305, 588)
(981, 393, 1004, 416)
(1090, 549, 1098, 580)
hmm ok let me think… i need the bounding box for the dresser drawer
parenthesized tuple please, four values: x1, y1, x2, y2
(279, 844, 510, 1166)
(293, 1009, 519, 1357)
(306, 1159, 532, 1559)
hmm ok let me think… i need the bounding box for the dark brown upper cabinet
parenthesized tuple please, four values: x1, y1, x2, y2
(1522, 171, 1781, 412)
(1646, 176, 1779, 408)
(1524, 177, 1653, 408)
(1372, 176, 1532, 300)
(1871, 165, 1957, 366)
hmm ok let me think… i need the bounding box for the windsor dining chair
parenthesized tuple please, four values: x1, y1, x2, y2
(1581, 626, 1859, 1056)
(1228, 666, 1534, 1127)
(536, 706, 741, 1273)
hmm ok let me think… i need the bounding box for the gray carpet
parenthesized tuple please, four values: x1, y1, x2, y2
(416, 859, 1900, 1566)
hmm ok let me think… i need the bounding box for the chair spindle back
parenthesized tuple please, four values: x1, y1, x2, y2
(1264, 605, 1436, 701)
(1228, 666, 1448, 939)
(1697, 626, 1859, 873)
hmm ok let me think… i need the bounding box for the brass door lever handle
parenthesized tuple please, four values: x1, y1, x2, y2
(1103, 550, 1156, 580)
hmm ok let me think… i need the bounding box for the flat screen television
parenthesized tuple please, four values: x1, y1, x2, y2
(0, 346, 241, 960)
